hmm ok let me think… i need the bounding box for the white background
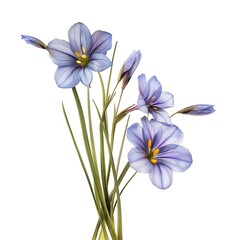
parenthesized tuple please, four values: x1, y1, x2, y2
(0, 0, 239, 239)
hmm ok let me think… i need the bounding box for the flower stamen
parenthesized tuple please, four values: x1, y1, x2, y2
(148, 102, 153, 107)
(147, 139, 159, 165)
(148, 139, 152, 149)
(153, 148, 159, 155)
(75, 51, 82, 59)
(150, 158, 157, 164)
(75, 48, 89, 67)
(147, 100, 158, 111)
(82, 47, 87, 56)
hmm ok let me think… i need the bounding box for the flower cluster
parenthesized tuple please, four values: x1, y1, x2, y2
(22, 22, 215, 239)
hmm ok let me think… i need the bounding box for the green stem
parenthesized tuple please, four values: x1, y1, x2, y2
(87, 89, 98, 168)
(116, 89, 123, 115)
(169, 112, 178, 118)
(102, 120, 123, 240)
(93, 163, 130, 237)
(98, 72, 111, 213)
(63, 102, 109, 238)
(111, 163, 130, 198)
(98, 227, 109, 240)
(106, 41, 118, 99)
(62, 102, 96, 206)
(72, 87, 117, 240)
(116, 115, 130, 174)
(113, 172, 137, 211)
(93, 101, 123, 240)
(99, 72, 109, 139)
(110, 88, 124, 149)
(106, 88, 124, 183)
(98, 72, 106, 106)
(72, 87, 93, 168)
(99, 118, 110, 213)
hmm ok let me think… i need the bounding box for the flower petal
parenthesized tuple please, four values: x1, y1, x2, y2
(128, 148, 153, 173)
(158, 145, 192, 172)
(148, 119, 165, 150)
(68, 22, 92, 55)
(150, 109, 171, 124)
(144, 76, 162, 101)
(91, 30, 112, 54)
(149, 164, 173, 189)
(137, 94, 148, 114)
(122, 52, 137, 73)
(141, 117, 155, 143)
(158, 124, 184, 148)
(121, 50, 142, 84)
(159, 144, 178, 153)
(138, 74, 147, 95)
(127, 123, 145, 150)
(54, 66, 81, 88)
(156, 91, 174, 109)
(47, 39, 76, 67)
(88, 53, 112, 72)
(79, 67, 93, 87)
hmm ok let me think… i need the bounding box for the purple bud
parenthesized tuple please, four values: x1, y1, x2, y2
(177, 104, 215, 115)
(118, 50, 142, 89)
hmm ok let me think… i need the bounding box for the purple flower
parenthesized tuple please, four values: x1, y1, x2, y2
(137, 74, 174, 123)
(21, 35, 47, 49)
(118, 50, 142, 89)
(47, 22, 112, 88)
(177, 104, 215, 115)
(127, 117, 192, 189)
(22, 23, 112, 88)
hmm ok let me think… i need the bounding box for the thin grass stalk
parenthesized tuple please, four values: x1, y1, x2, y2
(72, 87, 117, 239)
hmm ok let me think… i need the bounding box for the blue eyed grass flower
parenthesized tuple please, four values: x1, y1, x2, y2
(22, 22, 112, 88)
(118, 50, 142, 89)
(47, 22, 112, 88)
(127, 117, 192, 189)
(137, 74, 174, 123)
(21, 35, 47, 49)
(171, 104, 215, 116)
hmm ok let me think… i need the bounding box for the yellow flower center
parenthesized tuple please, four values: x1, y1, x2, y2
(75, 47, 90, 67)
(147, 139, 160, 165)
(147, 96, 158, 111)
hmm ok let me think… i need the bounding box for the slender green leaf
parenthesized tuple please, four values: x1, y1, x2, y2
(93, 162, 130, 238)
(63, 102, 111, 238)
(93, 100, 123, 239)
(116, 115, 130, 174)
(62, 102, 95, 204)
(72, 88, 117, 239)
(106, 41, 118, 98)
(113, 172, 137, 211)
(87, 88, 98, 168)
